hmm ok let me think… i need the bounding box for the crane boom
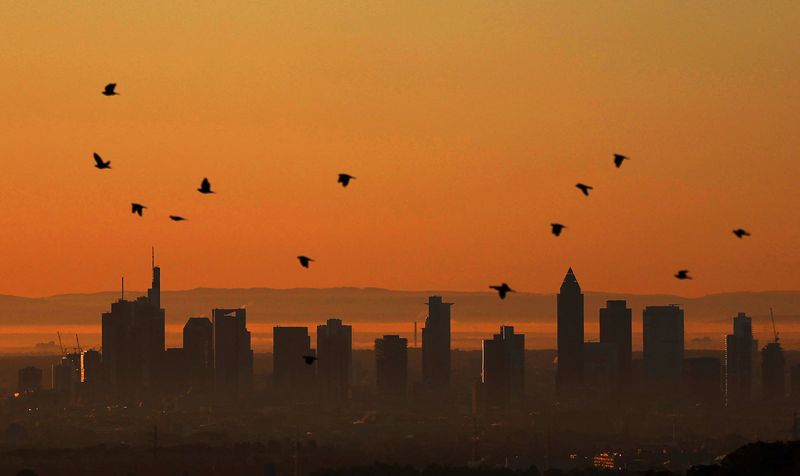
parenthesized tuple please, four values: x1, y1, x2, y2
(770, 307, 779, 343)
(57, 332, 65, 356)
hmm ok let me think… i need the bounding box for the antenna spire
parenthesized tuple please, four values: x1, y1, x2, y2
(121, 276, 125, 300)
(152, 246, 155, 269)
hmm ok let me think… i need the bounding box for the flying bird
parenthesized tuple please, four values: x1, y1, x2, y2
(674, 270, 692, 280)
(576, 183, 593, 196)
(131, 203, 146, 216)
(297, 256, 314, 268)
(169, 215, 187, 222)
(93, 152, 111, 169)
(551, 223, 566, 237)
(337, 173, 355, 188)
(302, 355, 318, 365)
(489, 283, 515, 299)
(733, 228, 751, 238)
(102, 83, 118, 96)
(197, 178, 214, 194)
(613, 154, 629, 168)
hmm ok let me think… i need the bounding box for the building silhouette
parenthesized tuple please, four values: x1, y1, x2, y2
(184, 317, 213, 391)
(273, 326, 314, 397)
(18, 366, 42, 394)
(52, 356, 78, 400)
(212, 308, 253, 398)
(599, 300, 632, 385)
(317, 318, 352, 403)
(422, 296, 452, 388)
(683, 357, 722, 407)
(557, 268, 584, 392)
(101, 254, 165, 398)
(642, 305, 684, 385)
(481, 326, 525, 406)
(790, 364, 800, 402)
(583, 342, 618, 394)
(80, 349, 102, 384)
(761, 341, 786, 400)
(375, 334, 408, 400)
(724, 312, 756, 406)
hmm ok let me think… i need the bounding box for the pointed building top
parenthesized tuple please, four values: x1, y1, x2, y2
(560, 267, 581, 292)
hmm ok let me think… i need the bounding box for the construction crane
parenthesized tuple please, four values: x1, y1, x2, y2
(75, 334, 82, 354)
(770, 307, 780, 344)
(57, 331, 65, 356)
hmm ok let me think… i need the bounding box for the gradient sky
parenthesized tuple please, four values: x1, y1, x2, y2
(2, 2, 799, 298)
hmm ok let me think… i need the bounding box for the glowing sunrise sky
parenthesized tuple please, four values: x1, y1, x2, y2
(1, 2, 799, 297)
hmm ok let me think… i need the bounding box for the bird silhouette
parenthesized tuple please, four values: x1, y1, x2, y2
(733, 228, 751, 238)
(131, 203, 146, 216)
(93, 153, 111, 169)
(576, 183, 593, 196)
(674, 270, 692, 280)
(197, 178, 214, 194)
(302, 355, 318, 365)
(337, 173, 355, 188)
(169, 215, 187, 222)
(297, 256, 314, 268)
(551, 223, 566, 237)
(102, 83, 118, 96)
(614, 154, 629, 168)
(489, 283, 514, 299)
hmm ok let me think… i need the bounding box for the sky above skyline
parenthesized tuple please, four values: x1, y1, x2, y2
(1, 2, 799, 298)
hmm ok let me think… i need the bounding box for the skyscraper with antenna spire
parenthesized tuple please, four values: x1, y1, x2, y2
(557, 267, 584, 394)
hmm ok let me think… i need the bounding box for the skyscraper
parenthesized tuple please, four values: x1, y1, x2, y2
(101, 254, 165, 398)
(557, 268, 584, 392)
(724, 312, 756, 406)
(642, 305, 684, 385)
(762, 341, 786, 400)
(184, 317, 213, 391)
(212, 308, 253, 398)
(317, 318, 353, 403)
(481, 326, 525, 406)
(18, 366, 42, 394)
(422, 296, 452, 388)
(599, 300, 632, 385)
(583, 342, 618, 394)
(375, 335, 408, 400)
(273, 326, 314, 397)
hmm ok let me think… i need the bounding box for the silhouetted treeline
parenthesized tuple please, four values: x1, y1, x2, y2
(687, 441, 800, 476)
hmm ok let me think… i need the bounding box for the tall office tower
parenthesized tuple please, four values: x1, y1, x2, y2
(481, 326, 525, 406)
(52, 356, 77, 400)
(683, 357, 722, 407)
(184, 317, 213, 391)
(317, 318, 353, 403)
(422, 296, 453, 388)
(273, 326, 315, 397)
(762, 341, 786, 400)
(583, 342, 618, 394)
(599, 300, 632, 385)
(212, 308, 253, 398)
(18, 366, 42, 393)
(80, 349, 102, 383)
(375, 335, 409, 400)
(724, 312, 756, 406)
(642, 305, 684, 384)
(101, 253, 166, 397)
(557, 268, 584, 392)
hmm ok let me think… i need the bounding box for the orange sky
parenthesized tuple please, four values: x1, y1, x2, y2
(1, 2, 799, 298)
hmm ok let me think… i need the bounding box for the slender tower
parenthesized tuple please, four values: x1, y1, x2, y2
(557, 268, 584, 393)
(148, 247, 160, 308)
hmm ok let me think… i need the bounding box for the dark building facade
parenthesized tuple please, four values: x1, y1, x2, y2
(761, 341, 786, 400)
(557, 268, 584, 392)
(683, 357, 722, 407)
(724, 312, 756, 406)
(184, 317, 213, 391)
(317, 318, 353, 403)
(273, 326, 315, 397)
(101, 256, 165, 398)
(583, 342, 618, 394)
(422, 296, 452, 388)
(18, 366, 42, 394)
(481, 326, 524, 406)
(375, 335, 408, 400)
(599, 300, 632, 385)
(790, 364, 800, 402)
(642, 305, 684, 385)
(213, 308, 253, 398)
